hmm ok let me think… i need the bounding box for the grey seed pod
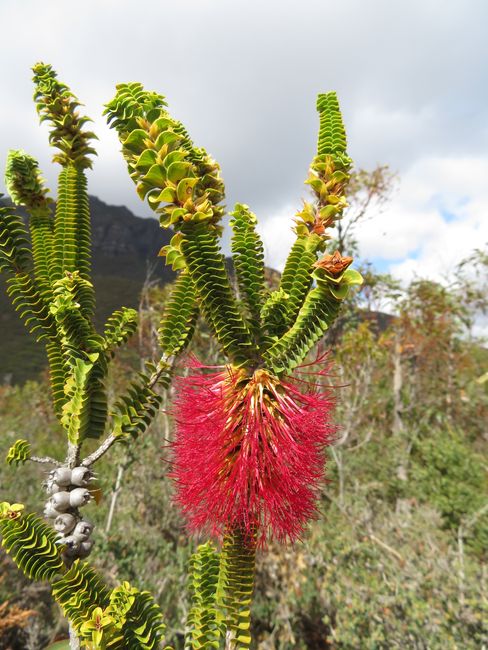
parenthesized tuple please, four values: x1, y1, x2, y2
(72, 520, 93, 541)
(70, 466, 92, 486)
(77, 539, 94, 558)
(52, 467, 72, 487)
(43, 501, 63, 519)
(54, 513, 77, 534)
(69, 488, 91, 508)
(44, 480, 63, 495)
(50, 491, 71, 511)
(58, 535, 81, 557)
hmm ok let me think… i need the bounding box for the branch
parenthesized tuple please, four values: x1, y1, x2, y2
(322, 488, 405, 565)
(81, 434, 116, 468)
(148, 353, 173, 389)
(81, 353, 174, 468)
(29, 455, 62, 466)
(368, 532, 405, 565)
(460, 502, 488, 534)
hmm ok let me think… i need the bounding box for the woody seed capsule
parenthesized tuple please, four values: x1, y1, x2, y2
(44, 480, 63, 495)
(50, 491, 71, 511)
(54, 513, 77, 534)
(60, 535, 81, 557)
(43, 501, 63, 519)
(69, 488, 91, 508)
(72, 520, 93, 541)
(70, 466, 92, 486)
(78, 539, 94, 558)
(51, 467, 72, 487)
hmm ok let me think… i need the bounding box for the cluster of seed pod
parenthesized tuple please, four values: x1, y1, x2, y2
(43, 466, 95, 560)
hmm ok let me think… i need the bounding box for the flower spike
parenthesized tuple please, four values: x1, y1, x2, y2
(172, 359, 336, 544)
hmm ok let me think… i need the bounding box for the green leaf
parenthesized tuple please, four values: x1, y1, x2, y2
(217, 530, 256, 650)
(176, 177, 199, 203)
(51, 166, 94, 316)
(123, 129, 150, 154)
(105, 83, 225, 228)
(61, 357, 95, 445)
(135, 149, 157, 171)
(162, 150, 188, 169)
(316, 91, 349, 156)
(230, 203, 266, 342)
(185, 542, 223, 649)
(180, 223, 254, 366)
(32, 62, 96, 169)
(6, 439, 31, 466)
(264, 284, 343, 375)
(111, 373, 163, 441)
(46, 339, 68, 417)
(148, 186, 176, 204)
(0, 202, 32, 275)
(52, 560, 111, 631)
(158, 270, 198, 356)
(0, 510, 64, 581)
(103, 307, 138, 353)
(273, 234, 321, 335)
(342, 268, 364, 286)
(143, 163, 167, 188)
(166, 161, 194, 184)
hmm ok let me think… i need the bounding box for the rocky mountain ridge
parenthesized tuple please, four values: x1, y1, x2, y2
(0, 196, 174, 383)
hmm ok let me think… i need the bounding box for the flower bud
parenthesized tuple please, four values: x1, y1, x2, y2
(69, 488, 91, 508)
(72, 520, 93, 541)
(50, 491, 71, 511)
(54, 513, 77, 534)
(70, 467, 92, 486)
(51, 467, 72, 487)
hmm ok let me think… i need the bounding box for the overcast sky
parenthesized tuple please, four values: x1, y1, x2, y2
(1, 0, 487, 284)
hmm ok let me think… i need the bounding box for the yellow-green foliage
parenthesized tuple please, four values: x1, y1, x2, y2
(185, 542, 223, 649)
(0, 504, 167, 649)
(185, 535, 256, 650)
(218, 532, 256, 650)
(5, 439, 31, 466)
(52, 560, 110, 631)
(158, 270, 198, 357)
(32, 63, 97, 169)
(110, 373, 163, 441)
(55, 570, 166, 650)
(230, 204, 266, 340)
(0, 65, 168, 449)
(0, 504, 64, 581)
(107, 85, 362, 375)
(179, 223, 254, 366)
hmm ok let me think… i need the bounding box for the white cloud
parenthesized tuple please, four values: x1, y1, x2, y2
(257, 205, 298, 272)
(258, 156, 488, 285)
(0, 0, 487, 283)
(356, 156, 488, 284)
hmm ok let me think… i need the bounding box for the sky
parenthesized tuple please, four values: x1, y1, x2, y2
(0, 0, 487, 286)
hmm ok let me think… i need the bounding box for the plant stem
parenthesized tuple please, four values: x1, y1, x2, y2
(105, 462, 125, 534)
(66, 442, 81, 468)
(81, 353, 173, 468)
(29, 455, 62, 466)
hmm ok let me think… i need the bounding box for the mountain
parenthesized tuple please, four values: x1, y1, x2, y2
(0, 196, 174, 384)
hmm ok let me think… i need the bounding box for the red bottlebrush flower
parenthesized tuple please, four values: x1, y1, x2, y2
(171, 359, 336, 543)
